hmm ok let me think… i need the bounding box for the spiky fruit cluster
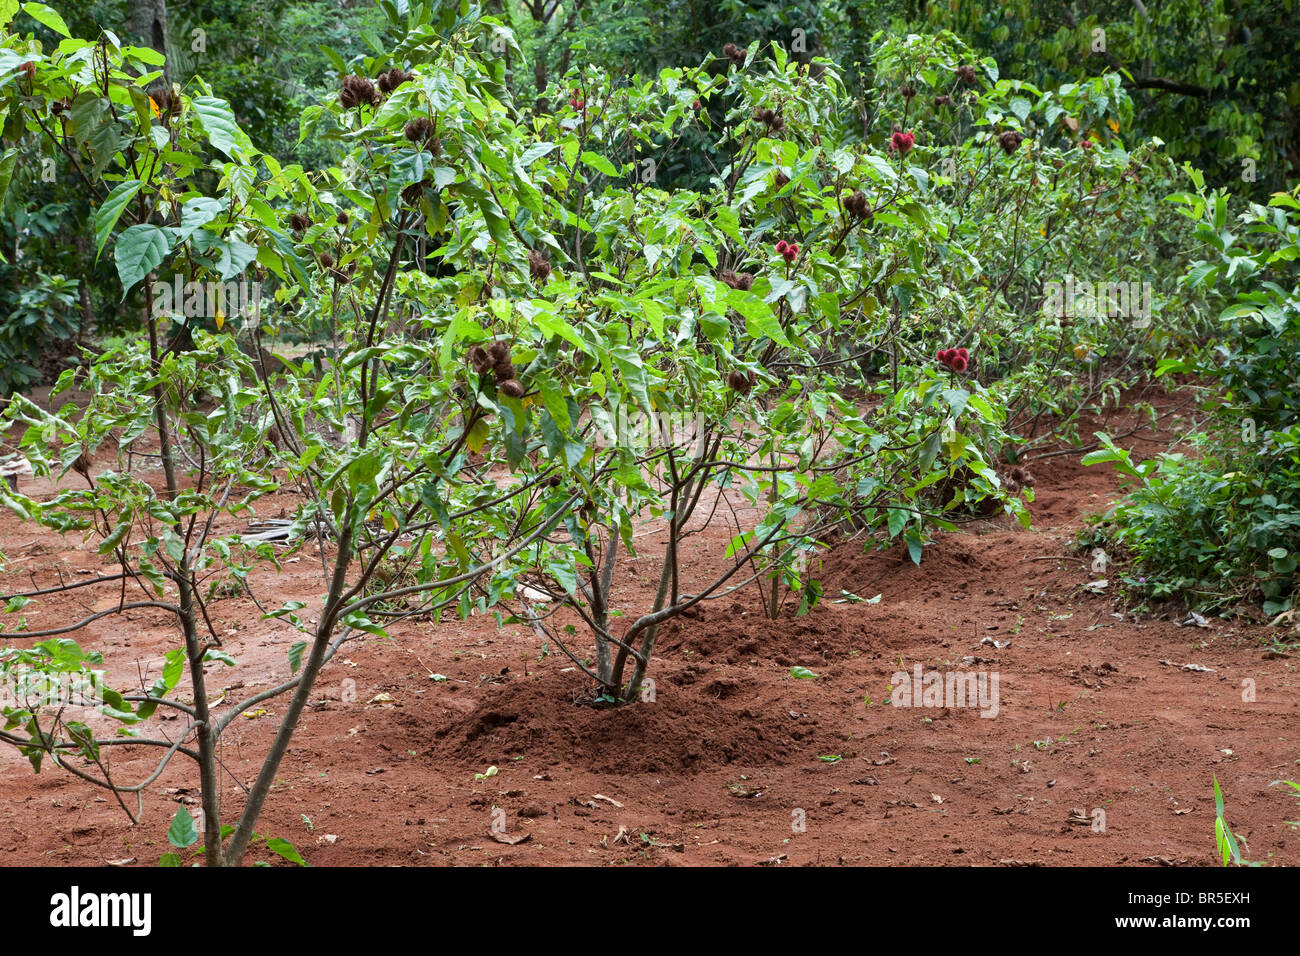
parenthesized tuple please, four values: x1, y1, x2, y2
(844, 190, 871, 220)
(718, 270, 754, 291)
(723, 42, 745, 65)
(900, 83, 917, 99)
(934, 94, 953, 107)
(890, 130, 915, 155)
(150, 86, 181, 120)
(998, 130, 1024, 154)
(469, 342, 526, 398)
(775, 239, 799, 262)
(401, 181, 427, 205)
(955, 64, 977, 84)
(377, 67, 413, 94)
(727, 369, 758, 394)
(340, 75, 379, 109)
(936, 347, 970, 373)
(529, 249, 552, 283)
(289, 212, 310, 234)
(754, 108, 786, 133)
(404, 117, 434, 144)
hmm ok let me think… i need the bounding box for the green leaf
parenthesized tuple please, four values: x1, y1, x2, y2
(288, 641, 306, 675)
(580, 150, 618, 177)
(114, 224, 171, 298)
(22, 2, 69, 36)
(789, 666, 819, 679)
(728, 290, 789, 345)
(537, 375, 570, 431)
(167, 805, 199, 849)
(265, 837, 307, 866)
(193, 96, 244, 159)
(0, 147, 17, 208)
(175, 197, 223, 241)
(157, 648, 185, 692)
(94, 180, 143, 258)
(97, 519, 131, 554)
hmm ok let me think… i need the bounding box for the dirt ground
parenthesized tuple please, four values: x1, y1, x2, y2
(1, 384, 1297, 866)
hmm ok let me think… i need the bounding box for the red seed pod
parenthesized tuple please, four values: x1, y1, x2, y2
(951, 356, 968, 373)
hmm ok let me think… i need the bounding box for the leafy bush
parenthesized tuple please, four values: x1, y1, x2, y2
(1084, 177, 1300, 616)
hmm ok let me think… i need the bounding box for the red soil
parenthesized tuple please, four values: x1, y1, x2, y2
(2, 387, 1297, 866)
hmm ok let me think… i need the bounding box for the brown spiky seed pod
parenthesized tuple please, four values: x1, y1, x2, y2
(378, 67, 414, 94)
(529, 249, 551, 282)
(500, 379, 525, 399)
(723, 42, 745, 65)
(468, 345, 492, 374)
(401, 181, 425, 204)
(727, 369, 753, 394)
(998, 130, 1024, 154)
(955, 64, 977, 84)
(151, 87, 179, 118)
(844, 190, 871, 219)
(901, 83, 917, 99)
(719, 270, 739, 288)
(341, 74, 379, 107)
(71, 448, 92, 478)
(337, 210, 349, 225)
(934, 94, 953, 107)
(405, 118, 434, 143)
(755, 107, 776, 124)
(427, 136, 442, 157)
(289, 212, 310, 233)
(733, 271, 754, 291)
(319, 252, 335, 268)
(774, 170, 790, 188)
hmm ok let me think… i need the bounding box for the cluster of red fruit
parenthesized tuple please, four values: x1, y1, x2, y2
(936, 347, 970, 373)
(890, 130, 915, 156)
(775, 239, 799, 262)
(568, 89, 586, 111)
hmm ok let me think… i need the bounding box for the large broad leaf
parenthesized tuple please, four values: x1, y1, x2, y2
(0, 147, 17, 208)
(94, 179, 143, 257)
(729, 290, 789, 345)
(175, 196, 223, 241)
(166, 805, 198, 849)
(193, 96, 244, 159)
(22, 2, 68, 36)
(114, 224, 172, 298)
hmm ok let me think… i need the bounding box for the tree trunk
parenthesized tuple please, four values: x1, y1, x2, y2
(127, 0, 170, 82)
